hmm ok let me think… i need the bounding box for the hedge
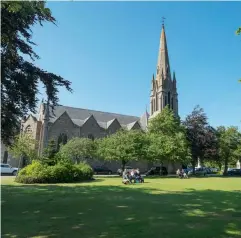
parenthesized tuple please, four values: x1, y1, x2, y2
(15, 160, 94, 184)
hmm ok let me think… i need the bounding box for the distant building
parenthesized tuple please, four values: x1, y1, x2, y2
(3, 24, 180, 173)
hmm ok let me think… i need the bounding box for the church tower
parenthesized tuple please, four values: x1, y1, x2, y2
(150, 23, 178, 118)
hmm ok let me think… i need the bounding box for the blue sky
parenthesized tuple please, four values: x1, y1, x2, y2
(32, 2, 241, 128)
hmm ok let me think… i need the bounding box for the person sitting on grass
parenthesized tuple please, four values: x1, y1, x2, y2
(176, 169, 181, 178)
(122, 169, 131, 185)
(182, 169, 188, 179)
(132, 168, 144, 183)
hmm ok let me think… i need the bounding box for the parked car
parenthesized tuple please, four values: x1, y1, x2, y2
(117, 166, 133, 176)
(93, 166, 112, 175)
(1, 163, 18, 176)
(225, 168, 241, 176)
(188, 167, 207, 176)
(145, 166, 168, 176)
(210, 167, 219, 173)
(205, 167, 212, 174)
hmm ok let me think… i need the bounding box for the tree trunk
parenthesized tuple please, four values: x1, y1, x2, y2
(223, 158, 228, 176)
(16, 155, 23, 176)
(192, 160, 196, 175)
(122, 160, 126, 172)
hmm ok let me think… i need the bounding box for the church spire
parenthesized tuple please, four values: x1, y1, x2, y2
(173, 71, 177, 90)
(156, 23, 171, 81)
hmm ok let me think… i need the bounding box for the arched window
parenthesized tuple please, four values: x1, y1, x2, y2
(171, 97, 174, 110)
(25, 125, 32, 134)
(88, 134, 95, 141)
(165, 96, 167, 107)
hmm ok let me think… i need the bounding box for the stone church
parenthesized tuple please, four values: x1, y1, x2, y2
(3, 24, 180, 173)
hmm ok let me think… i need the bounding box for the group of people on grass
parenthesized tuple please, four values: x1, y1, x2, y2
(176, 168, 188, 179)
(122, 168, 188, 184)
(122, 168, 144, 184)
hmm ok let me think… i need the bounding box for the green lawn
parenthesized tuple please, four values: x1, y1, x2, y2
(1, 177, 241, 238)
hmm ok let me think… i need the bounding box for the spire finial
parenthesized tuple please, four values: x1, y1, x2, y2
(162, 17, 166, 27)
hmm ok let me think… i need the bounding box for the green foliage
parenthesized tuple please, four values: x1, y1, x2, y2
(8, 134, 38, 164)
(97, 130, 147, 169)
(42, 139, 58, 165)
(183, 106, 219, 170)
(59, 137, 96, 164)
(1, 1, 72, 145)
(236, 27, 241, 35)
(147, 108, 190, 164)
(148, 107, 183, 136)
(54, 152, 72, 164)
(18, 160, 44, 176)
(97, 109, 190, 168)
(146, 128, 191, 164)
(15, 160, 93, 184)
(216, 126, 241, 175)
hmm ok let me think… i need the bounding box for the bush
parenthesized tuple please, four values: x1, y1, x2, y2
(15, 160, 93, 184)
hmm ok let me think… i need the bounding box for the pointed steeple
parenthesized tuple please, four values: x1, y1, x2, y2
(173, 71, 176, 89)
(156, 23, 171, 81)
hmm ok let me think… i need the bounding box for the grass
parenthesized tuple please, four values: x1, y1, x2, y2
(1, 177, 241, 238)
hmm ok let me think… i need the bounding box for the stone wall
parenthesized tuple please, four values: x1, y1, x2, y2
(80, 116, 106, 139)
(48, 112, 80, 141)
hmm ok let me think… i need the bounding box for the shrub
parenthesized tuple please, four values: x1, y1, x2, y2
(76, 162, 94, 180)
(15, 160, 93, 184)
(54, 152, 72, 164)
(18, 160, 46, 176)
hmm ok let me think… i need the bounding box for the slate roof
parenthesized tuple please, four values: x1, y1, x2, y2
(48, 104, 142, 129)
(140, 111, 150, 131)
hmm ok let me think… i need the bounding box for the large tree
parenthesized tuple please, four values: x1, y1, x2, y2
(216, 126, 241, 175)
(146, 132, 190, 166)
(97, 130, 148, 171)
(147, 107, 190, 166)
(148, 107, 182, 136)
(183, 106, 219, 173)
(59, 137, 96, 164)
(8, 134, 38, 168)
(1, 2, 72, 145)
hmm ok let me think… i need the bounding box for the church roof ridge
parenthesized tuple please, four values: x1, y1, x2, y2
(45, 103, 140, 126)
(45, 103, 140, 119)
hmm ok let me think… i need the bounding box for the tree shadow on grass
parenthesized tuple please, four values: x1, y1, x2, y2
(1, 182, 241, 238)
